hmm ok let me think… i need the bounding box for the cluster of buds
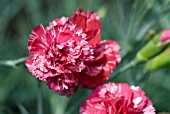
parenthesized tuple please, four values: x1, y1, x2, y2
(136, 29, 170, 72)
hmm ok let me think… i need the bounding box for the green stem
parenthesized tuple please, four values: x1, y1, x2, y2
(37, 81, 43, 114)
(17, 103, 29, 114)
(0, 56, 29, 68)
(108, 59, 137, 82)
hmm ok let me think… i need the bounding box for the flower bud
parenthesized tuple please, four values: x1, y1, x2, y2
(158, 29, 170, 46)
(136, 34, 165, 62)
(136, 29, 170, 63)
(144, 48, 170, 72)
(97, 6, 107, 19)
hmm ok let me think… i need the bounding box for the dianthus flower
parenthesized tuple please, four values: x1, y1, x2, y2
(25, 22, 94, 96)
(25, 8, 121, 96)
(77, 40, 121, 89)
(80, 83, 155, 114)
(70, 9, 121, 89)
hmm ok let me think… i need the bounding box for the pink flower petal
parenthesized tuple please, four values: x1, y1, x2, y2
(158, 29, 170, 45)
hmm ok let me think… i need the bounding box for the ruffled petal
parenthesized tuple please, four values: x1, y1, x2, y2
(71, 8, 102, 46)
(77, 70, 109, 89)
(46, 73, 78, 97)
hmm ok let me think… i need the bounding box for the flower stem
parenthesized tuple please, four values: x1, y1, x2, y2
(37, 81, 43, 114)
(0, 56, 29, 68)
(108, 59, 137, 82)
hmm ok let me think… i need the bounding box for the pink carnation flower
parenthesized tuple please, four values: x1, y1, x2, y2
(158, 29, 170, 45)
(25, 8, 121, 96)
(80, 83, 155, 114)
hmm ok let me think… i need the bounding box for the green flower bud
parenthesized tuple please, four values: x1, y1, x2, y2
(144, 48, 170, 72)
(97, 6, 107, 19)
(136, 34, 166, 63)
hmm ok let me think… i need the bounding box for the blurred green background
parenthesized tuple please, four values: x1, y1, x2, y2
(0, 0, 170, 114)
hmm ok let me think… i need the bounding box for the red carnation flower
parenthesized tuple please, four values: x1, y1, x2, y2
(25, 8, 121, 96)
(78, 40, 121, 89)
(71, 9, 120, 89)
(158, 29, 170, 45)
(25, 22, 94, 96)
(80, 83, 155, 114)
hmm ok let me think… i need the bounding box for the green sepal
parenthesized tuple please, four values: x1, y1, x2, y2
(144, 48, 170, 72)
